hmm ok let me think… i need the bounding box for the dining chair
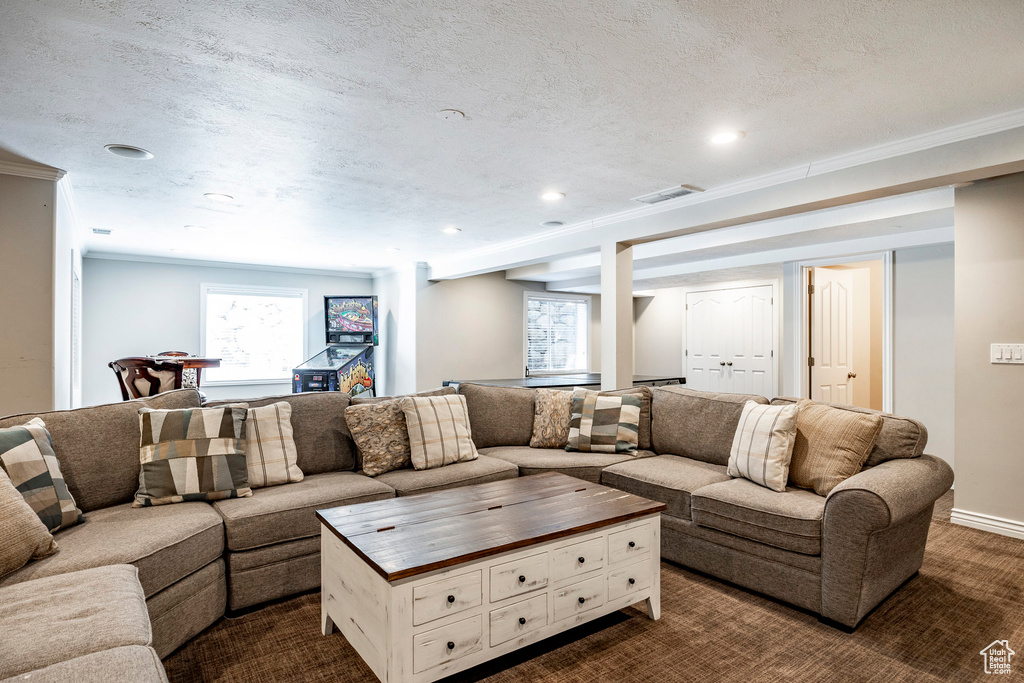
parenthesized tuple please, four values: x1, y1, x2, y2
(108, 357, 184, 401)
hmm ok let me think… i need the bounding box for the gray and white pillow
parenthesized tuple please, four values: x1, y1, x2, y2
(566, 388, 642, 454)
(727, 401, 800, 492)
(244, 402, 303, 488)
(400, 395, 478, 470)
(0, 418, 82, 532)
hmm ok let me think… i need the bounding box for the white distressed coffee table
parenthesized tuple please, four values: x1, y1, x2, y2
(317, 472, 665, 683)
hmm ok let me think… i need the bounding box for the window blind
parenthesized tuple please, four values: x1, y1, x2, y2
(526, 295, 589, 374)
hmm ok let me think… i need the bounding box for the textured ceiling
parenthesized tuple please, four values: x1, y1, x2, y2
(1, 0, 1023, 271)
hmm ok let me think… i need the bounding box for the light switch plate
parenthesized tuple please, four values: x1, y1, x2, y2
(991, 343, 1024, 364)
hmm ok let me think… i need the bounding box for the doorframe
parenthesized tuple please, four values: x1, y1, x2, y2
(683, 279, 781, 397)
(794, 252, 893, 412)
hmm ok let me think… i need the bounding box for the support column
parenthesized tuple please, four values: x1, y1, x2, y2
(600, 242, 634, 390)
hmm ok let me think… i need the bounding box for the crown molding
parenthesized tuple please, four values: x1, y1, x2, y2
(0, 160, 66, 181)
(83, 251, 374, 279)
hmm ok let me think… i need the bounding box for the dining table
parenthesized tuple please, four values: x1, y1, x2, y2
(148, 355, 222, 389)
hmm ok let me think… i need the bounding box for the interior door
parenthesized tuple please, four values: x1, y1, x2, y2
(685, 290, 727, 391)
(686, 285, 774, 394)
(810, 267, 855, 404)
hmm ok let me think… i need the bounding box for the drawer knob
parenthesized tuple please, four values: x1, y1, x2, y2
(578, 556, 585, 564)
(628, 578, 636, 585)
(447, 641, 455, 650)
(447, 595, 455, 604)
(578, 596, 586, 604)
(518, 617, 526, 625)
(518, 575, 526, 583)
(628, 541, 636, 548)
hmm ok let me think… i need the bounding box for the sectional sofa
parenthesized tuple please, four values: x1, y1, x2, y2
(0, 382, 953, 681)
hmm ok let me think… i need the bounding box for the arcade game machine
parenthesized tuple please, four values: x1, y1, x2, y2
(292, 295, 378, 396)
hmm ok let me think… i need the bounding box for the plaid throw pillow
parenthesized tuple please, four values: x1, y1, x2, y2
(244, 402, 303, 488)
(134, 406, 251, 507)
(0, 418, 82, 532)
(566, 388, 642, 454)
(399, 395, 478, 470)
(727, 401, 800, 492)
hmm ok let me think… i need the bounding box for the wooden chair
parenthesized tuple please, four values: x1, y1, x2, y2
(108, 358, 184, 401)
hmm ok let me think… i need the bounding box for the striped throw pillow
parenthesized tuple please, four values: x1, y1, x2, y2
(0, 418, 82, 532)
(788, 399, 884, 496)
(566, 388, 642, 454)
(134, 405, 251, 507)
(727, 401, 800, 492)
(245, 402, 303, 488)
(399, 395, 478, 470)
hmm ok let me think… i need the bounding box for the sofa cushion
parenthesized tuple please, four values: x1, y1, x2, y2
(212, 471, 394, 551)
(0, 389, 202, 513)
(479, 446, 650, 484)
(0, 418, 83, 531)
(567, 389, 642, 453)
(206, 393, 356, 475)
(0, 467, 57, 579)
(771, 397, 928, 467)
(0, 502, 224, 597)
(0, 564, 152, 679)
(457, 383, 536, 448)
(351, 386, 456, 405)
(0, 645, 168, 683)
(373, 455, 518, 496)
(690, 479, 825, 555)
(788, 400, 883, 496)
(651, 387, 769, 466)
(401, 394, 479, 469)
(601, 454, 732, 518)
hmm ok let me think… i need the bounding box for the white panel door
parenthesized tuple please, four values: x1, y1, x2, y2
(685, 290, 727, 392)
(810, 268, 854, 404)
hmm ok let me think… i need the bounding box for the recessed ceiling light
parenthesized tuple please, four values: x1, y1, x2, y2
(541, 221, 565, 228)
(91, 228, 112, 235)
(185, 225, 207, 233)
(203, 192, 233, 202)
(442, 226, 461, 235)
(385, 247, 401, 253)
(436, 109, 466, 121)
(104, 144, 154, 159)
(541, 191, 565, 201)
(709, 130, 744, 145)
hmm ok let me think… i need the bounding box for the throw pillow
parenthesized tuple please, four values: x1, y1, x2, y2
(788, 399, 884, 496)
(727, 401, 800, 492)
(0, 418, 82, 532)
(530, 389, 573, 449)
(244, 402, 303, 488)
(399, 394, 479, 470)
(134, 405, 251, 507)
(0, 467, 57, 579)
(345, 400, 412, 476)
(566, 388, 642, 454)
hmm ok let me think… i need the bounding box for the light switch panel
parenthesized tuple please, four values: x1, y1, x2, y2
(991, 343, 1024, 364)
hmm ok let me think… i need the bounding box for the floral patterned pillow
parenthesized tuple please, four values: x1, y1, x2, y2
(530, 389, 573, 449)
(344, 400, 412, 476)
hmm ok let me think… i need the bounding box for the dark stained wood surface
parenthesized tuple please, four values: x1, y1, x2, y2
(317, 473, 666, 582)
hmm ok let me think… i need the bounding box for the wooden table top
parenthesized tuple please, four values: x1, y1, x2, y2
(316, 472, 666, 582)
(149, 355, 221, 369)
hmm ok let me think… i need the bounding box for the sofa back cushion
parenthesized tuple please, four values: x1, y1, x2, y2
(457, 384, 536, 449)
(770, 397, 928, 467)
(0, 389, 202, 513)
(651, 387, 769, 466)
(206, 392, 356, 474)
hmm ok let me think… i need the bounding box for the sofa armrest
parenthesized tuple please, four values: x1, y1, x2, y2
(826, 454, 953, 528)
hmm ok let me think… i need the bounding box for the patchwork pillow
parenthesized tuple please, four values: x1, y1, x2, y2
(0, 418, 82, 532)
(0, 467, 57, 579)
(530, 389, 573, 449)
(788, 399, 884, 496)
(399, 394, 478, 470)
(244, 402, 303, 488)
(134, 405, 251, 507)
(566, 388, 642, 454)
(727, 401, 800, 492)
(345, 400, 412, 476)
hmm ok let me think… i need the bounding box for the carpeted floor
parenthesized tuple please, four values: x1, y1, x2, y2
(165, 491, 1024, 682)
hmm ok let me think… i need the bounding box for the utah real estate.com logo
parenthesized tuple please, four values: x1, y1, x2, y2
(980, 640, 1014, 675)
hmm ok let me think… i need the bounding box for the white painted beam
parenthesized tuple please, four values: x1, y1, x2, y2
(600, 243, 633, 390)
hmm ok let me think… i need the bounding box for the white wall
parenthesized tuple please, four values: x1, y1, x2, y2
(373, 264, 425, 396)
(53, 178, 82, 410)
(82, 257, 372, 406)
(633, 289, 685, 376)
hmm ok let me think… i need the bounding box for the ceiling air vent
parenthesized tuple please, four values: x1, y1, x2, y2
(91, 228, 112, 235)
(631, 184, 705, 205)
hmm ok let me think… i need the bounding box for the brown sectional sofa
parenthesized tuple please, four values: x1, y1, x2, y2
(0, 381, 952, 680)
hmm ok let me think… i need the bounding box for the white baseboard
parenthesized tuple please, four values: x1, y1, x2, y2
(951, 508, 1024, 540)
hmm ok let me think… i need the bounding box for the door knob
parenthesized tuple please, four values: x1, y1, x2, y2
(726, 361, 733, 366)
(848, 372, 857, 379)
(719, 361, 726, 366)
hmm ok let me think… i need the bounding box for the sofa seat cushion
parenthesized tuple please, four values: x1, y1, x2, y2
(373, 455, 518, 496)
(600, 454, 732, 518)
(213, 471, 394, 552)
(690, 479, 825, 555)
(480, 447, 651, 485)
(0, 564, 152, 679)
(0, 645, 168, 683)
(0, 502, 223, 597)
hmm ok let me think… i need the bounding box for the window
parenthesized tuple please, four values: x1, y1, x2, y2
(525, 293, 589, 374)
(201, 284, 308, 384)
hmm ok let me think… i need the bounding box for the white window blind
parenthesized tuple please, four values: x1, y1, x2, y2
(526, 295, 589, 374)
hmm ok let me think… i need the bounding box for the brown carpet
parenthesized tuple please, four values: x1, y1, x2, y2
(165, 494, 1023, 682)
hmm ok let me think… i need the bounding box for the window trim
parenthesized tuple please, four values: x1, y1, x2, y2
(199, 283, 309, 386)
(523, 291, 591, 376)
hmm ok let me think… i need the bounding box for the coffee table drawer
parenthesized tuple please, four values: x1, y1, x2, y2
(489, 594, 548, 646)
(412, 614, 483, 674)
(553, 575, 605, 622)
(489, 552, 549, 602)
(552, 537, 605, 582)
(412, 570, 482, 626)
(608, 558, 652, 601)
(608, 522, 651, 566)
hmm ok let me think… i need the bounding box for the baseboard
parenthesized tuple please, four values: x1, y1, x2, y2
(951, 508, 1024, 540)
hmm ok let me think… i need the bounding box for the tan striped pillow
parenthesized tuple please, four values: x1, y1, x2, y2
(727, 401, 799, 492)
(245, 402, 303, 488)
(400, 395, 479, 470)
(788, 399, 884, 495)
